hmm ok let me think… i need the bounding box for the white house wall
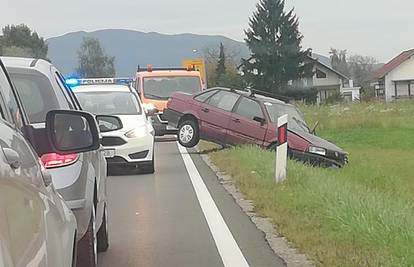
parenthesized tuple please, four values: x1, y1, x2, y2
(384, 56, 414, 101)
(312, 65, 342, 87)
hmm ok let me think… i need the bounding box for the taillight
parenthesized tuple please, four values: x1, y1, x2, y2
(40, 153, 79, 169)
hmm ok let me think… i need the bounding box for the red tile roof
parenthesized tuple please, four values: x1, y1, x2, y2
(371, 49, 414, 79)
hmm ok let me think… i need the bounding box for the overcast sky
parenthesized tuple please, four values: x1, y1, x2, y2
(1, 0, 413, 62)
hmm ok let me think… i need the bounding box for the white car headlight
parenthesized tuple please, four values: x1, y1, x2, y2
(125, 127, 147, 138)
(309, 146, 326, 156)
(142, 103, 157, 112)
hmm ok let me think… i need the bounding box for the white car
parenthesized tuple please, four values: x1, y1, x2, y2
(72, 79, 155, 174)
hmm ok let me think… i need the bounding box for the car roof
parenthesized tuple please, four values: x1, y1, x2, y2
(137, 70, 201, 77)
(72, 84, 133, 93)
(1, 56, 53, 76)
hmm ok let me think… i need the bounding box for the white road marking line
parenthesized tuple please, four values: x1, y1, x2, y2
(177, 143, 250, 267)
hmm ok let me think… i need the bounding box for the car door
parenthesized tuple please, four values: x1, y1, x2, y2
(55, 71, 107, 224)
(0, 62, 74, 267)
(198, 90, 240, 143)
(227, 96, 267, 146)
(55, 70, 106, 185)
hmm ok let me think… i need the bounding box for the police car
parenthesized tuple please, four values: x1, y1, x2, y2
(68, 78, 156, 173)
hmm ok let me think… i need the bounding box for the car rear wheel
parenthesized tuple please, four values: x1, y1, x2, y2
(77, 206, 98, 267)
(97, 204, 109, 252)
(178, 120, 199, 148)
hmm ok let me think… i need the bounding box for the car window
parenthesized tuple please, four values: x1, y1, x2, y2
(194, 90, 217, 102)
(10, 72, 69, 123)
(235, 97, 264, 120)
(143, 76, 201, 100)
(207, 90, 240, 112)
(54, 72, 76, 109)
(0, 67, 23, 128)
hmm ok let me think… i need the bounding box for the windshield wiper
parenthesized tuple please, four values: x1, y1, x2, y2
(144, 93, 167, 100)
(292, 117, 310, 132)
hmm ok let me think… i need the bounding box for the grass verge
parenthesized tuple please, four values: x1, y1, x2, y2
(199, 101, 414, 266)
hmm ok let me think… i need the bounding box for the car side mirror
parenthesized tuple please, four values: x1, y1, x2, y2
(96, 115, 123, 133)
(253, 116, 266, 126)
(46, 110, 100, 154)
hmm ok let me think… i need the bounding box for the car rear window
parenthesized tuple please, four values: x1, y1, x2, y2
(10, 72, 70, 123)
(194, 90, 217, 102)
(207, 90, 240, 111)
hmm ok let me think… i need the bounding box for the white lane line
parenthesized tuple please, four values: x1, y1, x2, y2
(177, 143, 250, 267)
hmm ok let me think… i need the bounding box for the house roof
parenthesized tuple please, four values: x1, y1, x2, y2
(371, 49, 414, 79)
(307, 55, 350, 80)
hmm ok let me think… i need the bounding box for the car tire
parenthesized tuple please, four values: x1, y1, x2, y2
(77, 206, 98, 267)
(97, 204, 109, 252)
(178, 119, 199, 148)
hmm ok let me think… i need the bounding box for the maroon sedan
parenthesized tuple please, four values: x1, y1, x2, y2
(165, 87, 348, 167)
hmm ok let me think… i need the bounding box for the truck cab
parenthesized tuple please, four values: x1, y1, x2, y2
(135, 65, 203, 136)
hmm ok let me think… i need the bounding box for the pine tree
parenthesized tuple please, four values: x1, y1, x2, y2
(215, 43, 226, 85)
(241, 0, 312, 95)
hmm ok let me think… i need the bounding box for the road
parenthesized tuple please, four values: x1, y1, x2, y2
(99, 140, 285, 267)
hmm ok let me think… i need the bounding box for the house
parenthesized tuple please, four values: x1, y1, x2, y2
(371, 49, 414, 102)
(240, 54, 360, 103)
(298, 55, 359, 103)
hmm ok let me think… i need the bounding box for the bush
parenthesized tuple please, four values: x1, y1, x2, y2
(282, 86, 318, 104)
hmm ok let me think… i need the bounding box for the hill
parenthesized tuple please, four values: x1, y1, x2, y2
(47, 29, 250, 77)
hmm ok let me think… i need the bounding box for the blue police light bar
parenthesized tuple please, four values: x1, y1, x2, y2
(65, 78, 80, 87)
(65, 78, 134, 87)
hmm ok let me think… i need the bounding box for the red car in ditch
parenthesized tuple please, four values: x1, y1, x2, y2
(164, 87, 348, 167)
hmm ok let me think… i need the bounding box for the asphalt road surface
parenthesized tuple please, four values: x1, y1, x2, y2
(99, 140, 285, 267)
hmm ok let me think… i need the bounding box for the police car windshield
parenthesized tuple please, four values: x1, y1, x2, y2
(75, 91, 142, 115)
(265, 102, 310, 133)
(143, 76, 200, 100)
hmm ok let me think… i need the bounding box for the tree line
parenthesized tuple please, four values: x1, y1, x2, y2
(0, 24, 115, 78)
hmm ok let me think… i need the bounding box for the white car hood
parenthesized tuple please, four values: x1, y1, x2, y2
(101, 114, 151, 136)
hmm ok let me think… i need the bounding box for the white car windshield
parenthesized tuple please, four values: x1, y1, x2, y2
(76, 91, 142, 115)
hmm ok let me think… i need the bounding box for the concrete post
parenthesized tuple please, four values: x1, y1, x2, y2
(275, 114, 288, 183)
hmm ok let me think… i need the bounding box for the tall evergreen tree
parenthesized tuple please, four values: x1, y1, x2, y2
(215, 43, 226, 85)
(76, 37, 115, 78)
(241, 0, 312, 95)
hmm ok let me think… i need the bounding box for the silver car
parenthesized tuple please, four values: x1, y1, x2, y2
(0, 58, 83, 267)
(2, 57, 109, 267)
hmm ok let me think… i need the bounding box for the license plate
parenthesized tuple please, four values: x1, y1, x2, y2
(103, 149, 115, 158)
(166, 125, 177, 130)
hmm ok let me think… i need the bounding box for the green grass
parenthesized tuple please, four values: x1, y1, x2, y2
(199, 100, 414, 266)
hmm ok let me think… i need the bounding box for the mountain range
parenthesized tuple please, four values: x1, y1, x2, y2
(47, 29, 335, 77)
(47, 29, 251, 77)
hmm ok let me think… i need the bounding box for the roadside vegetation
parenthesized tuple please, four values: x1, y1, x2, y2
(200, 100, 414, 266)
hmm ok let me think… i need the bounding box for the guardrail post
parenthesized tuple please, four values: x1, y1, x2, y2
(275, 114, 288, 183)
